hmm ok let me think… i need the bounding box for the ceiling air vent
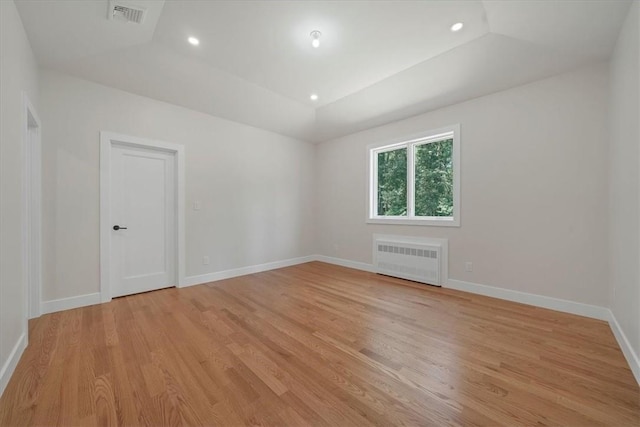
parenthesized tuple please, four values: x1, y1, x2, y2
(107, 1, 146, 24)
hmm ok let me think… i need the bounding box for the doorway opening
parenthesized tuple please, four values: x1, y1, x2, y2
(23, 93, 42, 321)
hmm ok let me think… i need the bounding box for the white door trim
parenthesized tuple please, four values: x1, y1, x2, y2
(100, 132, 185, 303)
(22, 92, 42, 320)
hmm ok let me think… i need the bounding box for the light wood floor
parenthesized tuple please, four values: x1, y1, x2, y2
(0, 262, 638, 426)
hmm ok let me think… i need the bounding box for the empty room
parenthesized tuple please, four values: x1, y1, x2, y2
(1, 0, 639, 425)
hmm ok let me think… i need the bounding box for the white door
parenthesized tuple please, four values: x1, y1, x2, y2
(110, 144, 176, 297)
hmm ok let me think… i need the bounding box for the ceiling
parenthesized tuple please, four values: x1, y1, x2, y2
(15, 0, 633, 143)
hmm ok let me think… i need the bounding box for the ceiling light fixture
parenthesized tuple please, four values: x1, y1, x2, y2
(310, 30, 321, 48)
(310, 93, 319, 101)
(450, 22, 464, 32)
(188, 36, 200, 46)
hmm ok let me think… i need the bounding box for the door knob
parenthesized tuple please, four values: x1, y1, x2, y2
(113, 225, 128, 230)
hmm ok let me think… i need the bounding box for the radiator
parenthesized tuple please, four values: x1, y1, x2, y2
(373, 235, 448, 286)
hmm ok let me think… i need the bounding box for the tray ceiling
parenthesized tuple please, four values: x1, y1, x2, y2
(16, 0, 633, 142)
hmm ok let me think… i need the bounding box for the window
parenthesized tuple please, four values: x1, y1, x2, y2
(368, 124, 460, 226)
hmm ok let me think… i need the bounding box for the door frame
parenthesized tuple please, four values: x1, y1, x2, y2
(22, 92, 42, 320)
(99, 131, 185, 303)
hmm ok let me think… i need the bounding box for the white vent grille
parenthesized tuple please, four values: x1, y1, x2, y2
(108, 2, 146, 24)
(373, 236, 447, 286)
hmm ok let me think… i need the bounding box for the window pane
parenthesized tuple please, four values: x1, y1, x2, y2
(377, 147, 407, 216)
(414, 139, 453, 217)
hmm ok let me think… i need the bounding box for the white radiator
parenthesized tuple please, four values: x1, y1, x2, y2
(373, 235, 448, 286)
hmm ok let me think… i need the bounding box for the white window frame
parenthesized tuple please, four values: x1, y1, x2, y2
(367, 124, 460, 227)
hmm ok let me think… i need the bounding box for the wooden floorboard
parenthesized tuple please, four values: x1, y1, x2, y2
(1, 261, 638, 426)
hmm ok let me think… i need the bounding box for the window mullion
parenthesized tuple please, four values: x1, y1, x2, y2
(371, 150, 378, 217)
(407, 143, 415, 218)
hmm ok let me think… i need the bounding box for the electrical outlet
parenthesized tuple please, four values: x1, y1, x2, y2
(465, 261, 473, 272)
(202, 256, 210, 265)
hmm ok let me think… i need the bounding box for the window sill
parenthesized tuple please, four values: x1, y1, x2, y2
(366, 217, 460, 227)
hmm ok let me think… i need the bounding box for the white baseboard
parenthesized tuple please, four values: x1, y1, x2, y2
(446, 278, 610, 321)
(181, 255, 316, 288)
(314, 255, 375, 273)
(40, 292, 101, 315)
(315, 256, 609, 320)
(37, 257, 316, 315)
(607, 310, 640, 385)
(31, 257, 613, 325)
(0, 332, 27, 398)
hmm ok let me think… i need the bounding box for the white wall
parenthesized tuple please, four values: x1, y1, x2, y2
(609, 1, 639, 360)
(0, 0, 39, 393)
(316, 64, 610, 307)
(39, 70, 315, 301)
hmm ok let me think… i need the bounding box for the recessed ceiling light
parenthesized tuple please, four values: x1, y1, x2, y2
(188, 36, 200, 46)
(450, 22, 464, 32)
(310, 30, 321, 48)
(310, 93, 319, 101)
